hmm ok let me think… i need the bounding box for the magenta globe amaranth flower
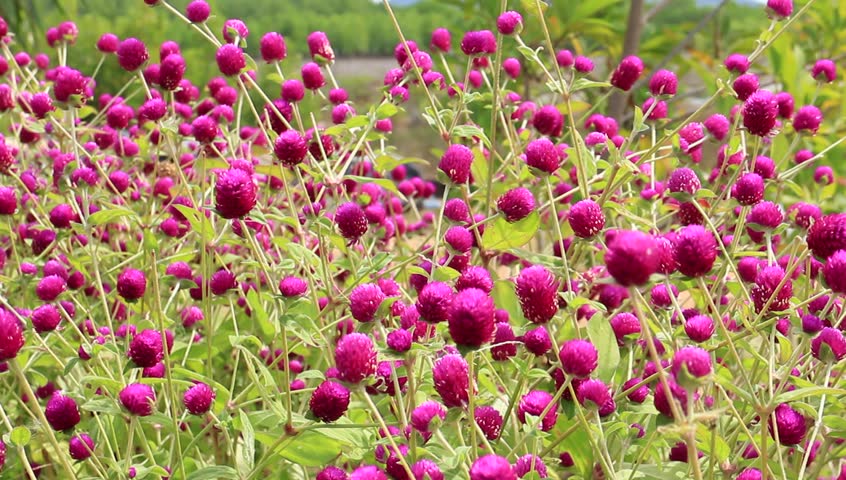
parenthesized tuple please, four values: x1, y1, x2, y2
(496, 11, 523, 35)
(183, 382, 215, 415)
(410, 400, 446, 439)
(751, 266, 792, 313)
(475, 405, 503, 440)
(334, 333, 377, 383)
(273, 130, 308, 167)
(515, 265, 559, 324)
(116, 38, 149, 71)
(309, 380, 350, 422)
(412, 459, 443, 480)
(120, 383, 156, 416)
(307, 31, 335, 64)
(792, 105, 822, 134)
(430, 27, 451, 52)
(610, 55, 644, 91)
(568, 199, 605, 238)
(518, 390, 557, 431)
(335, 202, 368, 241)
(260, 32, 287, 63)
(470, 454, 516, 480)
(416, 281, 453, 323)
(649, 69, 678, 96)
(769, 403, 806, 445)
(823, 250, 846, 294)
(438, 144, 473, 184)
(673, 225, 718, 277)
(742, 90, 779, 137)
(733, 173, 764, 206)
(448, 288, 495, 348)
(558, 339, 598, 378)
(216, 44, 246, 76)
(513, 454, 547, 479)
(808, 214, 846, 259)
(605, 230, 660, 286)
(811, 327, 846, 362)
(215, 168, 257, 219)
(576, 379, 615, 416)
(349, 283, 385, 323)
(68, 433, 95, 460)
(185, 0, 210, 23)
(766, 0, 793, 19)
(531, 105, 564, 137)
(460, 30, 496, 56)
(811, 59, 836, 83)
(524, 138, 562, 174)
(128, 329, 163, 368)
(497, 187, 535, 222)
(117, 268, 147, 301)
(671, 346, 712, 387)
(45, 392, 81, 431)
(0, 309, 25, 360)
(433, 353, 469, 408)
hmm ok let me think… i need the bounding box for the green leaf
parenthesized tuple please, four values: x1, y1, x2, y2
(87, 206, 137, 226)
(587, 316, 621, 383)
(9, 426, 31, 447)
(186, 466, 239, 480)
(481, 211, 539, 251)
(257, 430, 343, 467)
(237, 410, 256, 477)
(174, 205, 215, 243)
(469, 148, 489, 194)
(246, 289, 276, 337)
(570, 78, 612, 92)
(375, 103, 399, 119)
(373, 155, 427, 173)
(774, 387, 846, 404)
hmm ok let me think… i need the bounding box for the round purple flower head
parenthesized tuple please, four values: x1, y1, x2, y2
(416, 281, 453, 323)
(704, 114, 730, 141)
(433, 354, 469, 408)
(274, 130, 308, 167)
(335, 202, 368, 241)
(568, 199, 605, 238)
(438, 144, 474, 184)
(685, 315, 715, 343)
(518, 390, 557, 431)
(524, 138, 562, 174)
(120, 383, 156, 416)
(475, 405, 503, 440)
(733, 73, 759, 101)
(724, 53, 750, 74)
(412, 459, 443, 480)
(766, 0, 793, 19)
(737, 468, 763, 480)
(558, 339, 598, 378)
(610, 312, 641, 345)
(513, 454, 547, 479)
(667, 168, 700, 195)
(117, 268, 147, 301)
(515, 265, 559, 324)
(671, 346, 712, 387)
(307, 31, 335, 64)
(279, 276, 308, 297)
(116, 38, 148, 71)
(45, 392, 81, 431)
(576, 379, 615, 416)
(448, 288, 495, 348)
(811, 59, 836, 83)
(733, 173, 764, 206)
(185, 1, 210, 23)
(649, 69, 678, 96)
(811, 327, 846, 362)
(742, 90, 779, 137)
(808, 214, 846, 259)
(316, 465, 347, 480)
(793, 105, 822, 134)
(260, 32, 287, 63)
(747, 200, 783, 230)
(751, 266, 792, 313)
(497, 11, 523, 35)
(183, 382, 215, 415)
(460, 30, 496, 56)
(334, 333, 377, 383)
(673, 225, 718, 277)
(216, 44, 246, 76)
(0, 309, 25, 360)
(215, 168, 257, 219)
(610, 55, 644, 91)
(531, 105, 564, 137)
(349, 283, 385, 323)
(430, 27, 451, 52)
(128, 329, 163, 368)
(69, 433, 95, 460)
(309, 380, 350, 422)
(497, 187, 535, 223)
(410, 400, 446, 438)
(822, 250, 846, 294)
(470, 455, 516, 480)
(523, 326, 552, 356)
(605, 230, 660, 286)
(769, 403, 806, 445)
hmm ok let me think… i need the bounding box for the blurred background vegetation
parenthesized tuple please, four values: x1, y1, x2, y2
(0, 0, 843, 173)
